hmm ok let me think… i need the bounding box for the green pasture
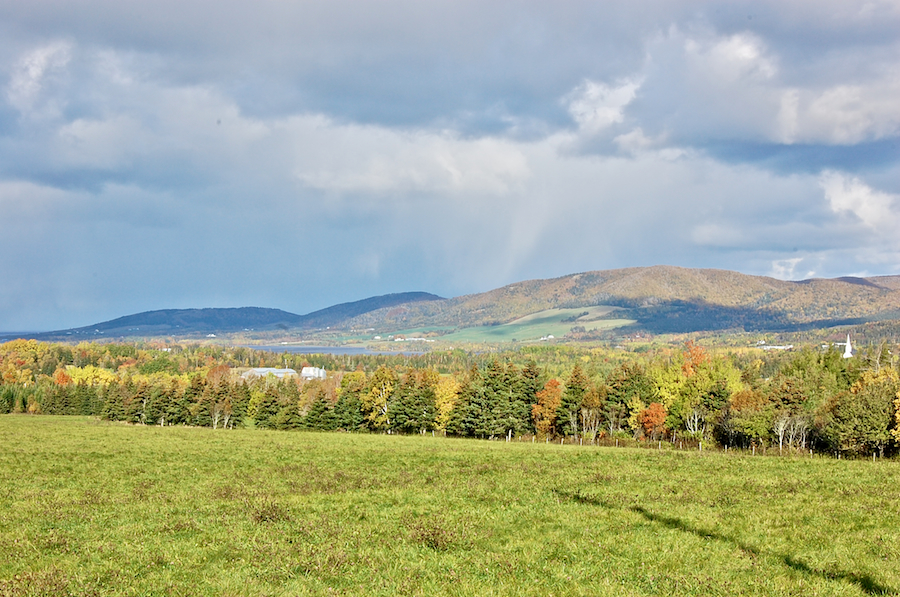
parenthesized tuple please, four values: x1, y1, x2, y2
(439, 306, 635, 343)
(1, 416, 898, 596)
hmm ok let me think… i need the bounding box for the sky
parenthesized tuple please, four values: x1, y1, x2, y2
(1, 0, 899, 331)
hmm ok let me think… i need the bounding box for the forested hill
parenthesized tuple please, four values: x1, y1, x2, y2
(60, 307, 305, 336)
(346, 266, 900, 333)
(28, 292, 444, 339)
(14, 267, 900, 339)
(297, 292, 444, 329)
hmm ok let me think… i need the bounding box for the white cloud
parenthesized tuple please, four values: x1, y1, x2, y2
(800, 79, 900, 144)
(291, 122, 531, 196)
(821, 170, 900, 230)
(57, 115, 147, 169)
(566, 79, 641, 134)
(6, 42, 71, 116)
(683, 32, 777, 83)
(638, 26, 900, 147)
(770, 257, 808, 280)
(613, 127, 656, 154)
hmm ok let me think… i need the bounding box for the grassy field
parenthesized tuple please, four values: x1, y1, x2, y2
(1, 416, 898, 596)
(437, 307, 635, 343)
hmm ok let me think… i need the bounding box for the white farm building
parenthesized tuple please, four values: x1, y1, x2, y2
(240, 368, 298, 380)
(301, 367, 327, 380)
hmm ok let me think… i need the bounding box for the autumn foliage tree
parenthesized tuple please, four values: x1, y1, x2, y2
(580, 385, 605, 443)
(681, 341, 709, 377)
(53, 368, 73, 386)
(820, 368, 898, 457)
(532, 379, 562, 438)
(640, 402, 667, 440)
(364, 366, 397, 431)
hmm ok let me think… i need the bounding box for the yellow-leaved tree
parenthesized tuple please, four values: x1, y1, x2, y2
(363, 366, 397, 431)
(434, 376, 460, 431)
(893, 389, 900, 443)
(67, 365, 118, 386)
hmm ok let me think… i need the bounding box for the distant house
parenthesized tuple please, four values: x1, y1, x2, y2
(240, 367, 298, 380)
(301, 366, 327, 380)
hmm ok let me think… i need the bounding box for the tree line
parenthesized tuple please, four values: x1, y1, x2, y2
(1, 338, 899, 457)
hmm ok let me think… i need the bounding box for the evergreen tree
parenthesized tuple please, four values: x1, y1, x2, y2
(144, 384, 166, 425)
(73, 383, 99, 416)
(252, 388, 281, 429)
(167, 380, 192, 426)
(558, 364, 588, 437)
(335, 370, 367, 431)
(41, 382, 62, 415)
(183, 375, 207, 426)
(487, 362, 532, 438)
(447, 365, 483, 437)
(274, 401, 304, 430)
(334, 390, 365, 431)
(480, 360, 504, 433)
(124, 381, 150, 424)
(389, 371, 437, 434)
(228, 383, 251, 428)
(0, 385, 14, 414)
(303, 391, 338, 430)
(100, 381, 126, 421)
(465, 365, 493, 437)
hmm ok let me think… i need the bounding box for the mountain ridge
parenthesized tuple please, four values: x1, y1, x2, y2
(6, 266, 900, 340)
(343, 266, 900, 333)
(13, 292, 444, 340)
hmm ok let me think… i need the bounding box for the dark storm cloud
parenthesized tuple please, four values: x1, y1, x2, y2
(0, 0, 898, 330)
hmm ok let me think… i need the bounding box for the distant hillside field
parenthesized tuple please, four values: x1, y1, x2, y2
(437, 306, 636, 343)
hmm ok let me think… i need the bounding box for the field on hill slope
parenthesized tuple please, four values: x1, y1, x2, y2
(437, 306, 636, 343)
(1, 416, 899, 596)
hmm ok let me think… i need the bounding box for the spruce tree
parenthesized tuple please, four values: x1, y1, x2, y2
(274, 401, 304, 430)
(334, 391, 365, 431)
(100, 381, 125, 421)
(558, 364, 588, 437)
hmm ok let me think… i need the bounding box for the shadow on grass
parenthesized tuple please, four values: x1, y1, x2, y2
(554, 489, 895, 596)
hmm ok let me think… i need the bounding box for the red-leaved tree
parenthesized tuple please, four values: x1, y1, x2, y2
(641, 402, 668, 440)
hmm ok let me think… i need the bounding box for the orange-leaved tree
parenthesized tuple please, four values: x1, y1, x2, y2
(681, 340, 709, 378)
(53, 368, 73, 386)
(532, 378, 562, 438)
(640, 402, 667, 440)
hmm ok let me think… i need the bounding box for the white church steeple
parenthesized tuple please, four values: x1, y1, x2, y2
(842, 334, 853, 359)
